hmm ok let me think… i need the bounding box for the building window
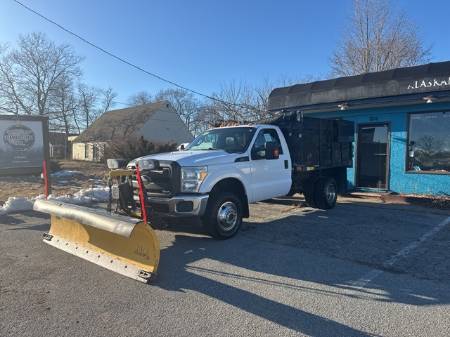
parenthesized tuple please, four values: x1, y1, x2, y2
(84, 143, 89, 159)
(407, 111, 450, 174)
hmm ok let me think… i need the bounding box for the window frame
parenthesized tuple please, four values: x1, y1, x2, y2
(186, 126, 256, 153)
(405, 110, 450, 175)
(251, 128, 283, 161)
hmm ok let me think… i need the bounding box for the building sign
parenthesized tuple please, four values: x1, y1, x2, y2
(3, 125, 36, 150)
(407, 77, 450, 90)
(0, 117, 46, 172)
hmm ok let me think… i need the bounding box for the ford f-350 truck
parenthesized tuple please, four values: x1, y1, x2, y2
(122, 111, 354, 239)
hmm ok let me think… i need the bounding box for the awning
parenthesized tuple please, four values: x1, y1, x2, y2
(268, 61, 450, 112)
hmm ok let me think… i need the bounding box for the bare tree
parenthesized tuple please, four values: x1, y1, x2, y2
(154, 88, 200, 133)
(0, 32, 82, 115)
(99, 87, 117, 114)
(205, 77, 310, 125)
(126, 78, 312, 135)
(51, 74, 77, 134)
(77, 84, 99, 130)
(207, 81, 258, 123)
(0, 32, 118, 139)
(0, 43, 23, 114)
(417, 135, 443, 155)
(49, 74, 80, 157)
(191, 105, 218, 133)
(331, 0, 431, 76)
(127, 90, 153, 106)
(252, 79, 275, 115)
(74, 85, 117, 131)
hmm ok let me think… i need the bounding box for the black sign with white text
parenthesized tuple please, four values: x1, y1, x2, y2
(0, 118, 45, 171)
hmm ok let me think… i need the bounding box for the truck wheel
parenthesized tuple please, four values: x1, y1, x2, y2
(314, 177, 337, 209)
(303, 182, 317, 208)
(202, 191, 243, 239)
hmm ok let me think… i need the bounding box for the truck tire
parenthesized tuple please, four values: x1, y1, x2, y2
(314, 177, 337, 209)
(202, 191, 243, 239)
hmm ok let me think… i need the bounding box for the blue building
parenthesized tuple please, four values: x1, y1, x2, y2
(269, 62, 450, 196)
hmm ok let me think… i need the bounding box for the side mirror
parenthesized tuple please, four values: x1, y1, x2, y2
(178, 143, 188, 151)
(265, 142, 280, 160)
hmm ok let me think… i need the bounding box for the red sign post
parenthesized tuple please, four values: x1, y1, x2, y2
(135, 164, 148, 222)
(42, 160, 51, 198)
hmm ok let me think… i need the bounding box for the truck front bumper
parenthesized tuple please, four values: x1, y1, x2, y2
(148, 194, 209, 217)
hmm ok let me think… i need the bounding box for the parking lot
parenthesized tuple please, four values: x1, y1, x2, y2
(1, 196, 449, 337)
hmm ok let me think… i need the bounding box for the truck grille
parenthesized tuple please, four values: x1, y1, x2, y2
(132, 160, 180, 198)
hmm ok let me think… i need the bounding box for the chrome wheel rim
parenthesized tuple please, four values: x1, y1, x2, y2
(217, 201, 238, 231)
(325, 182, 337, 204)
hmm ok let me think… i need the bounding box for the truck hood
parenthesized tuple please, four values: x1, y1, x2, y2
(130, 150, 244, 167)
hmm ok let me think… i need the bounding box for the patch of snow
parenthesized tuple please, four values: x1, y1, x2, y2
(0, 187, 110, 215)
(74, 186, 109, 202)
(0, 197, 34, 215)
(48, 187, 110, 204)
(51, 170, 83, 178)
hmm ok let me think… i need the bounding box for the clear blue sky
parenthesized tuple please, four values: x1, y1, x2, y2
(1, 0, 449, 104)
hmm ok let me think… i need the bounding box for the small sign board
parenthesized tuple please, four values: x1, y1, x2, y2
(0, 115, 49, 175)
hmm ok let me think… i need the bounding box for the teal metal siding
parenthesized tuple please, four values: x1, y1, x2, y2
(312, 102, 450, 196)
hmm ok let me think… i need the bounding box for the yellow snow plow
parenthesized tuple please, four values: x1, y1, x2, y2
(34, 199, 160, 283)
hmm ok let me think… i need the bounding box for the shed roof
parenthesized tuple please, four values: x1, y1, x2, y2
(75, 101, 171, 142)
(268, 61, 450, 111)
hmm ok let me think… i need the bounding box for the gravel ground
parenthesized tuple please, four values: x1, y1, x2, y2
(244, 196, 450, 282)
(0, 160, 106, 202)
(1, 197, 449, 337)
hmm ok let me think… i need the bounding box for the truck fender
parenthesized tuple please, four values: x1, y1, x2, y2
(205, 177, 250, 218)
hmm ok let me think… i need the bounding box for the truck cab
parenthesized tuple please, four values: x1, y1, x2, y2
(129, 124, 292, 238)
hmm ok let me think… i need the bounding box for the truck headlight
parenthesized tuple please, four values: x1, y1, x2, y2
(137, 159, 155, 170)
(181, 166, 208, 192)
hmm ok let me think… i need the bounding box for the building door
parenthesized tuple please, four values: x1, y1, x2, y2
(93, 144, 100, 162)
(356, 123, 390, 190)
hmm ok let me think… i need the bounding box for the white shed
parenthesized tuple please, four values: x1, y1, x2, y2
(72, 101, 193, 162)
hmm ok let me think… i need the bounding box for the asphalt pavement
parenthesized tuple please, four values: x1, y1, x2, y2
(1, 197, 449, 337)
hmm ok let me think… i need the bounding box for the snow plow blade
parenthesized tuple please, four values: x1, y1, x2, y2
(34, 199, 159, 283)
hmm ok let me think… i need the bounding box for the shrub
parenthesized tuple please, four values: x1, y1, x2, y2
(49, 160, 62, 173)
(104, 136, 177, 162)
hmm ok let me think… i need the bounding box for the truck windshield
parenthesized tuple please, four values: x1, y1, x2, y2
(186, 127, 256, 153)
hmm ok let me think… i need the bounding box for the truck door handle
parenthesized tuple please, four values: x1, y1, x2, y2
(284, 160, 289, 169)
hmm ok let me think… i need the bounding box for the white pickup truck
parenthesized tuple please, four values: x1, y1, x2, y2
(126, 113, 354, 239)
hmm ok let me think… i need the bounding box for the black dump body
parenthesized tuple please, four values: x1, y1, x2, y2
(271, 111, 354, 171)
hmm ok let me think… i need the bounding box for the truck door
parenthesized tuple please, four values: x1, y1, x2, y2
(250, 128, 291, 201)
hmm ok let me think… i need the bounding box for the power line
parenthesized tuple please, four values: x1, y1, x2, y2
(12, 0, 260, 113)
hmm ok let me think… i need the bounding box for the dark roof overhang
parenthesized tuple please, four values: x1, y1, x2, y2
(279, 90, 450, 114)
(268, 61, 450, 113)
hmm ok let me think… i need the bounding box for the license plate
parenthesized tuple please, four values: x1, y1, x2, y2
(111, 184, 120, 200)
